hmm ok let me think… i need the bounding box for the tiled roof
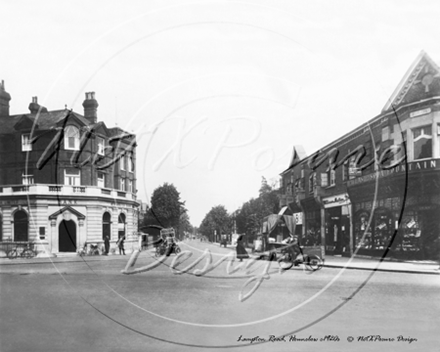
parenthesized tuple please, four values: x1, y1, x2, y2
(1, 109, 99, 134)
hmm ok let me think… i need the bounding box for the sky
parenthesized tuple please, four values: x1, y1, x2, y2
(2, 0, 439, 225)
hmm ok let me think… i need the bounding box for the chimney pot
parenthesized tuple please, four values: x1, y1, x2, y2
(82, 91, 98, 124)
(0, 79, 11, 117)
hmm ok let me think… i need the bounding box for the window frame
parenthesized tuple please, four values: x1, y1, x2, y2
(412, 125, 433, 160)
(97, 137, 105, 156)
(64, 126, 80, 151)
(21, 134, 32, 152)
(22, 173, 34, 185)
(64, 169, 80, 186)
(120, 178, 126, 191)
(97, 172, 105, 188)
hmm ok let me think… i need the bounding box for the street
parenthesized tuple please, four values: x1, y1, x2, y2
(1, 240, 439, 352)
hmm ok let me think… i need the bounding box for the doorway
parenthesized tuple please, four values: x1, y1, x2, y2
(59, 220, 77, 252)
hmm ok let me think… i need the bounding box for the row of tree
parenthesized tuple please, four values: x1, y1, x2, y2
(140, 177, 280, 242)
(198, 177, 279, 241)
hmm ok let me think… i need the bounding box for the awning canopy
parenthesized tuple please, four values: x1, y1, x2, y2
(263, 207, 296, 235)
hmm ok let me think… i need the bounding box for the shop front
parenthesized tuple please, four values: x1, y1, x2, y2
(300, 198, 322, 249)
(322, 193, 351, 256)
(348, 159, 440, 260)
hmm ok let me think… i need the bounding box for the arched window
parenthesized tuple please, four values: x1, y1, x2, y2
(118, 213, 126, 240)
(14, 210, 28, 242)
(64, 125, 80, 150)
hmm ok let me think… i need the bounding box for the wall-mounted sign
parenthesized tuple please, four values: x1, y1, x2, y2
(293, 212, 303, 225)
(410, 108, 431, 118)
(323, 193, 350, 208)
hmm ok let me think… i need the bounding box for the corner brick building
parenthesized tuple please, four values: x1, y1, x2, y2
(0, 83, 139, 256)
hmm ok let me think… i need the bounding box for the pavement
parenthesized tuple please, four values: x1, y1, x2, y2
(0, 243, 439, 275)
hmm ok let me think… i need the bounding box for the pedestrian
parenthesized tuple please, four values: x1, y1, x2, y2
(235, 234, 249, 262)
(104, 235, 110, 255)
(118, 236, 125, 255)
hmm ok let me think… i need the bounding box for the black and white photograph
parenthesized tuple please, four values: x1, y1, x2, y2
(1, 1, 439, 351)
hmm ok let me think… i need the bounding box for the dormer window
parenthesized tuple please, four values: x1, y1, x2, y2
(97, 137, 105, 156)
(64, 126, 80, 150)
(21, 134, 32, 152)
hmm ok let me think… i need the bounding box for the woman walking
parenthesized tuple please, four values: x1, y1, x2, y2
(235, 234, 249, 261)
(118, 236, 125, 255)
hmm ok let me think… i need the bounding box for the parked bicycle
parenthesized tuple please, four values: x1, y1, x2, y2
(77, 243, 101, 256)
(7, 243, 37, 259)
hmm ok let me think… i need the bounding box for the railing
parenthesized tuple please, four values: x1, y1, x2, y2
(0, 184, 137, 202)
(12, 185, 29, 192)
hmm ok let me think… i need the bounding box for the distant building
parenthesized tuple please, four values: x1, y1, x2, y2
(0, 83, 139, 255)
(279, 51, 440, 261)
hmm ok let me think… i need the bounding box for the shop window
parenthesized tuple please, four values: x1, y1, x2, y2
(97, 172, 105, 188)
(64, 126, 80, 150)
(413, 125, 432, 160)
(395, 211, 421, 256)
(64, 169, 80, 186)
(97, 137, 105, 156)
(22, 173, 34, 185)
(21, 134, 32, 151)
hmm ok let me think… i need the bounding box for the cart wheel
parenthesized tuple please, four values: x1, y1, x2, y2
(306, 255, 323, 271)
(279, 253, 294, 271)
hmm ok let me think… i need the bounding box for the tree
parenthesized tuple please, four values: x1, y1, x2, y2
(235, 177, 279, 237)
(147, 183, 184, 229)
(199, 205, 232, 241)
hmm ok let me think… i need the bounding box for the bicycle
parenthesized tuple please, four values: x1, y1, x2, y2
(7, 243, 37, 259)
(275, 245, 324, 271)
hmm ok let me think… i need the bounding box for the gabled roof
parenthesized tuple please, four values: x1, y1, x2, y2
(13, 114, 38, 131)
(280, 145, 307, 175)
(382, 51, 440, 112)
(48, 206, 86, 220)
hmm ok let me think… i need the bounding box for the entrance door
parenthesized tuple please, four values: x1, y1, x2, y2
(102, 212, 111, 240)
(59, 220, 77, 252)
(14, 210, 29, 242)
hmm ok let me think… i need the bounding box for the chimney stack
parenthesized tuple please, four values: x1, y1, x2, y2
(28, 96, 48, 115)
(82, 92, 98, 124)
(0, 80, 11, 117)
